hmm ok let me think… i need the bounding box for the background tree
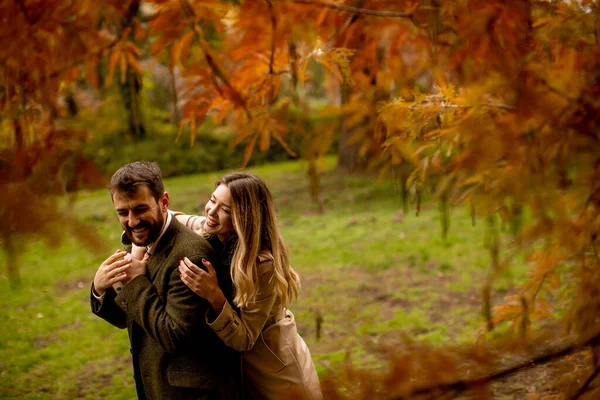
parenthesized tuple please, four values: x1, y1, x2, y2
(116, 0, 146, 138)
(0, 0, 139, 284)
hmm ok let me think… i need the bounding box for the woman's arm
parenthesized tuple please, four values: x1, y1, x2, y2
(170, 210, 205, 232)
(179, 258, 278, 351)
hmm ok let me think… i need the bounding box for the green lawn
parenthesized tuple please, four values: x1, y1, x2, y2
(0, 157, 528, 399)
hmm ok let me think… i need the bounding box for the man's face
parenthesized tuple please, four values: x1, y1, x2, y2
(113, 185, 168, 246)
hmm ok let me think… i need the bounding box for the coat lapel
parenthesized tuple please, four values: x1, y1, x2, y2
(146, 219, 180, 282)
(128, 221, 181, 353)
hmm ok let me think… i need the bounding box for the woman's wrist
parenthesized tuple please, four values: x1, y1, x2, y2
(210, 291, 226, 315)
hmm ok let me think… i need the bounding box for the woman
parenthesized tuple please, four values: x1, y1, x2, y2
(137, 172, 322, 399)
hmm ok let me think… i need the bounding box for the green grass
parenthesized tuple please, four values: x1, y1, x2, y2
(0, 156, 530, 398)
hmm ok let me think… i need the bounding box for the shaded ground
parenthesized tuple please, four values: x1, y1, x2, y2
(298, 261, 592, 399)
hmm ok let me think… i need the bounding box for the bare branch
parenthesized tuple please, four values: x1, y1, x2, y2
(394, 328, 600, 399)
(570, 362, 600, 400)
(407, 102, 513, 111)
(284, 0, 416, 20)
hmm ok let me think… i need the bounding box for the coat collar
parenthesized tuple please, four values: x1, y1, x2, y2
(146, 218, 183, 281)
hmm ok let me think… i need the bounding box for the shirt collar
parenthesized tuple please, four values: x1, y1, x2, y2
(145, 211, 172, 256)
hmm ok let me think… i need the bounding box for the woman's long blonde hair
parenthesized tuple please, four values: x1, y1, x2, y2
(215, 172, 300, 308)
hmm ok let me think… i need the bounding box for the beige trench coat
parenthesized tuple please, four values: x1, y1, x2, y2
(207, 255, 322, 400)
(180, 214, 322, 399)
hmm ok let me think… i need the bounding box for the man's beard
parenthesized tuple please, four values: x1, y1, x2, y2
(124, 209, 165, 246)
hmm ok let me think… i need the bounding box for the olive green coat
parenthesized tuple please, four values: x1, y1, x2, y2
(91, 219, 241, 400)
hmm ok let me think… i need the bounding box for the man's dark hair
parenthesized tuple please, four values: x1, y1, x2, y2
(109, 161, 165, 201)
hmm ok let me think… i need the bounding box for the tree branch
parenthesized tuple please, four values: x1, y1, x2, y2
(266, 0, 276, 74)
(169, 66, 181, 126)
(179, 0, 252, 119)
(286, 0, 413, 19)
(407, 102, 513, 111)
(570, 361, 600, 399)
(264, 0, 277, 110)
(591, 235, 600, 267)
(34, 30, 125, 87)
(395, 329, 600, 398)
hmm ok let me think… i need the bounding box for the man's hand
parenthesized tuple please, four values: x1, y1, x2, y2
(121, 252, 149, 284)
(93, 250, 131, 296)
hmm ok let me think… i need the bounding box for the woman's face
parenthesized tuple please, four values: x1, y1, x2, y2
(204, 184, 234, 241)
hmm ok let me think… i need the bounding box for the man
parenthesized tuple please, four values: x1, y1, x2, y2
(90, 161, 240, 399)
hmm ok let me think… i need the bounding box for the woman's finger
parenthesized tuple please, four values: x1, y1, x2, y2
(181, 273, 203, 294)
(201, 258, 217, 275)
(182, 257, 205, 274)
(180, 271, 190, 285)
(179, 260, 196, 276)
(179, 264, 203, 283)
(179, 264, 191, 280)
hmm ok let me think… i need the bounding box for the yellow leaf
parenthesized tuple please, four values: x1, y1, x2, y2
(119, 54, 128, 85)
(242, 134, 258, 168)
(176, 119, 189, 144)
(85, 56, 99, 88)
(315, 7, 328, 25)
(134, 22, 146, 41)
(271, 128, 296, 157)
(549, 273, 561, 289)
(396, 141, 420, 166)
(259, 129, 270, 152)
(151, 36, 175, 56)
(125, 41, 141, 57)
(172, 31, 194, 66)
(126, 53, 142, 74)
(532, 17, 551, 29)
(230, 130, 251, 148)
(106, 50, 120, 86)
(189, 114, 197, 147)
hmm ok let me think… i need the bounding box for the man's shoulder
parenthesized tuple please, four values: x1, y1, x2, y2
(171, 219, 213, 254)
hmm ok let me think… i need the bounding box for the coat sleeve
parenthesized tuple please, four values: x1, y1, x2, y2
(169, 211, 205, 234)
(207, 261, 278, 351)
(90, 284, 127, 329)
(114, 252, 210, 353)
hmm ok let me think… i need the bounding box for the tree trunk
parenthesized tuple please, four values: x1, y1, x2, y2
(337, 131, 368, 171)
(120, 0, 145, 139)
(121, 67, 145, 138)
(336, 83, 369, 171)
(336, 81, 389, 172)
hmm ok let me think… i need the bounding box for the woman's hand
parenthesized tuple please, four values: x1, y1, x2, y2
(179, 257, 226, 314)
(121, 252, 149, 284)
(131, 244, 148, 260)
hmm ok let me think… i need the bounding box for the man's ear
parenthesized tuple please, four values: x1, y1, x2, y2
(160, 191, 169, 212)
